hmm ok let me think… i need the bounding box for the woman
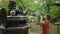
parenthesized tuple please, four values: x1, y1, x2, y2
(40, 15, 50, 34)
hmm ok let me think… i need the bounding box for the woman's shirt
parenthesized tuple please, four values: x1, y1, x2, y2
(43, 20, 50, 30)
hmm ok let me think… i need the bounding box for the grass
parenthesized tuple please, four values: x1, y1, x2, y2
(30, 23, 60, 34)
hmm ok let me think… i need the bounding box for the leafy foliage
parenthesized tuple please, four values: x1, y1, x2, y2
(0, 0, 60, 22)
(0, 0, 9, 13)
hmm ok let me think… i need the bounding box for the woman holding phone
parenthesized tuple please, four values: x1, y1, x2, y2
(40, 15, 50, 34)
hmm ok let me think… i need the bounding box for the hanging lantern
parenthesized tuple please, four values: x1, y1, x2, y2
(54, 1, 60, 6)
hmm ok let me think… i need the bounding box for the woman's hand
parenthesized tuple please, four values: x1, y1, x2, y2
(40, 21, 44, 27)
(40, 21, 44, 24)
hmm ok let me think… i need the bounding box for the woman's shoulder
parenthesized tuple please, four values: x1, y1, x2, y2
(44, 20, 50, 22)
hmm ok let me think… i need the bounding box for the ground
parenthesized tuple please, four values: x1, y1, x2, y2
(30, 32, 40, 34)
(30, 23, 60, 34)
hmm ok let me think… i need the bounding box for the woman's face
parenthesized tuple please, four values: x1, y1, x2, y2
(44, 15, 47, 19)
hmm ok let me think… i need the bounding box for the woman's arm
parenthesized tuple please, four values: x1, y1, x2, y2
(40, 16, 44, 24)
(40, 16, 44, 27)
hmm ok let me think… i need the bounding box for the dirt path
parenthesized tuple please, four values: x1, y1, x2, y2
(30, 32, 40, 34)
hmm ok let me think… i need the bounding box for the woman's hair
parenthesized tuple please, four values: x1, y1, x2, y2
(46, 14, 50, 20)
